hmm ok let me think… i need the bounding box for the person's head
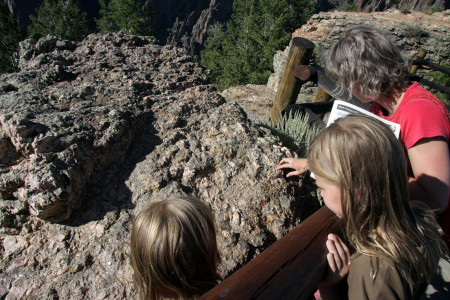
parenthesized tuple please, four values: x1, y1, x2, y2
(322, 25, 409, 101)
(308, 114, 446, 283)
(308, 114, 409, 232)
(130, 195, 221, 300)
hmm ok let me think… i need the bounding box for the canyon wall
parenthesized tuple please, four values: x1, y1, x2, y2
(3, 0, 448, 57)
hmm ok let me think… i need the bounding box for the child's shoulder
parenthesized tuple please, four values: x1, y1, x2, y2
(348, 255, 414, 299)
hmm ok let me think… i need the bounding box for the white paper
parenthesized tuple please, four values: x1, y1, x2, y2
(327, 100, 401, 138)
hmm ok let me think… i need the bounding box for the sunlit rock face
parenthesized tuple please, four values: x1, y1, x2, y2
(0, 32, 318, 298)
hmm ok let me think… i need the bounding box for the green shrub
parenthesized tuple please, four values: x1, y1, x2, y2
(265, 110, 321, 157)
(428, 61, 450, 106)
(426, 6, 444, 15)
(0, 2, 26, 74)
(201, 0, 317, 91)
(403, 23, 428, 38)
(400, 9, 411, 14)
(96, 0, 155, 36)
(341, 3, 359, 12)
(28, 0, 91, 41)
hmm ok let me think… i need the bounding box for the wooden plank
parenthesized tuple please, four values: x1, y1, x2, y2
(411, 57, 450, 75)
(314, 88, 332, 103)
(409, 49, 427, 75)
(270, 38, 315, 126)
(408, 49, 449, 98)
(200, 206, 341, 300)
(409, 75, 450, 95)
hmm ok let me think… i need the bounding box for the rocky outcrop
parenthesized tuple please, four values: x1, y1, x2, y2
(0, 32, 319, 298)
(317, 0, 448, 12)
(2, 0, 235, 57)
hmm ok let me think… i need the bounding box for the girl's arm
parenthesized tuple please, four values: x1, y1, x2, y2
(318, 234, 351, 300)
(277, 158, 309, 177)
(407, 137, 450, 213)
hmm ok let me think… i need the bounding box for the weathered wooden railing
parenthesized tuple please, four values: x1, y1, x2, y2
(200, 207, 340, 300)
(270, 37, 315, 126)
(409, 49, 450, 96)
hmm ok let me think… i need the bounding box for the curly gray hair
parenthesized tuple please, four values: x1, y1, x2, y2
(322, 26, 409, 100)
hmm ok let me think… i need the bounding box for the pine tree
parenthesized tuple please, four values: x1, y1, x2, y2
(201, 0, 317, 91)
(0, 2, 26, 74)
(28, 0, 91, 41)
(96, 0, 154, 36)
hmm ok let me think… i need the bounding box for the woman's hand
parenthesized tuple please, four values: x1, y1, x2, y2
(319, 234, 351, 288)
(277, 158, 309, 177)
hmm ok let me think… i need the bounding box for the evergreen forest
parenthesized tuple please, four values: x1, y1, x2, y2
(0, 0, 154, 74)
(0, 0, 319, 92)
(201, 0, 317, 90)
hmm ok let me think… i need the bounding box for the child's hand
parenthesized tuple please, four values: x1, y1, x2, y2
(318, 234, 351, 288)
(277, 158, 309, 177)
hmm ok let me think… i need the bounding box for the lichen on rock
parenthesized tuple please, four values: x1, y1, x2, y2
(0, 32, 319, 298)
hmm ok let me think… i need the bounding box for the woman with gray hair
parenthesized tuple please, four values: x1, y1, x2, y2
(278, 25, 450, 248)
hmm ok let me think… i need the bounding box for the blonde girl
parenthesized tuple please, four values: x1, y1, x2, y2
(278, 25, 450, 248)
(130, 195, 221, 300)
(307, 115, 447, 299)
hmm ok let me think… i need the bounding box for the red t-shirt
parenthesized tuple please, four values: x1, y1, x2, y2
(371, 82, 450, 248)
(371, 82, 449, 149)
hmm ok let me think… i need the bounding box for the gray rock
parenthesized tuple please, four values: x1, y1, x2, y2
(0, 32, 320, 298)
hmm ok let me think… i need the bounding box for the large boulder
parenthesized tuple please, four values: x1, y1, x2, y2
(0, 32, 320, 298)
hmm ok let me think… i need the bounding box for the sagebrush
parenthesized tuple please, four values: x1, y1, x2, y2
(266, 110, 321, 157)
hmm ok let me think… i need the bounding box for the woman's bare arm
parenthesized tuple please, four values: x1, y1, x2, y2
(407, 137, 450, 213)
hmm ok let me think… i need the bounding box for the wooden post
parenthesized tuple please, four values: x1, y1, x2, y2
(200, 206, 341, 300)
(409, 49, 426, 75)
(293, 65, 332, 103)
(270, 37, 315, 126)
(314, 88, 332, 103)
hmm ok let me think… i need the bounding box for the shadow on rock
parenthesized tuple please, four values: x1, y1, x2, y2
(65, 117, 162, 226)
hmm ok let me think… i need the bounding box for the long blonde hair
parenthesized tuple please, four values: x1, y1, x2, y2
(130, 195, 221, 300)
(308, 115, 447, 285)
